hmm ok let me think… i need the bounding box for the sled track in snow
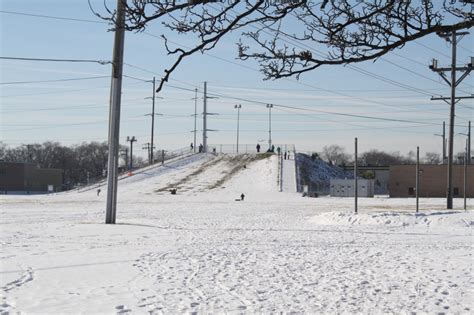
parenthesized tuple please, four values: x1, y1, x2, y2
(154, 153, 272, 193)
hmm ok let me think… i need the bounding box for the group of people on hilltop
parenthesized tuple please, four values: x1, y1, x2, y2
(190, 143, 204, 153)
(255, 143, 291, 159)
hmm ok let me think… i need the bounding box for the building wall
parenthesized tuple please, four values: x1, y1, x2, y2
(0, 163, 26, 191)
(0, 162, 63, 193)
(372, 170, 390, 195)
(330, 179, 374, 197)
(389, 165, 474, 198)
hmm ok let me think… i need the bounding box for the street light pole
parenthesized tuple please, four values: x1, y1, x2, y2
(235, 104, 242, 153)
(266, 104, 273, 150)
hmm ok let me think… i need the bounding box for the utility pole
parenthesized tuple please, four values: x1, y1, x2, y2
(126, 136, 137, 170)
(203, 82, 208, 152)
(416, 146, 420, 213)
(105, 0, 126, 224)
(235, 104, 242, 153)
(142, 142, 151, 163)
(150, 76, 156, 164)
(354, 137, 358, 214)
(464, 139, 468, 211)
(202, 82, 218, 152)
(192, 88, 198, 153)
(429, 31, 473, 209)
(266, 104, 273, 150)
(120, 148, 128, 171)
(468, 120, 471, 165)
(434, 121, 446, 164)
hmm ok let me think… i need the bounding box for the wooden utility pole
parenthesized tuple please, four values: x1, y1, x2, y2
(429, 31, 473, 209)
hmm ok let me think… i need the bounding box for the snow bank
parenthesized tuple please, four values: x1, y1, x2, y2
(310, 210, 474, 228)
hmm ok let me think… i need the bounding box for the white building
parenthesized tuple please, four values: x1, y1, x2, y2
(330, 179, 375, 197)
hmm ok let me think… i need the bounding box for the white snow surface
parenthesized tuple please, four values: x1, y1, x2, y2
(1, 153, 473, 314)
(282, 158, 297, 193)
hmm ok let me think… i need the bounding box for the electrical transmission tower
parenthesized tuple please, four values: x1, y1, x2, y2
(429, 30, 473, 209)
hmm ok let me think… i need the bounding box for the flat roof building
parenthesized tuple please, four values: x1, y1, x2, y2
(0, 162, 63, 194)
(389, 164, 473, 198)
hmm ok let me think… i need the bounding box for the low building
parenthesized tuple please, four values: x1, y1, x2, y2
(343, 165, 390, 195)
(389, 164, 473, 198)
(330, 179, 375, 197)
(0, 162, 63, 194)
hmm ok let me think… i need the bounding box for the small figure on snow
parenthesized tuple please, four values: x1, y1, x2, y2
(277, 147, 281, 155)
(256, 143, 261, 153)
(199, 143, 203, 153)
(190, 143, 194, 151)
(97, 188, 101, 196)
(240, 193, 245, 201)
(284, 151, 287, 160)
(170, 188, 177, 195)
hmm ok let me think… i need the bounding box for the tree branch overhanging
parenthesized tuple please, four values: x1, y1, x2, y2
(93, 0, 473, 90)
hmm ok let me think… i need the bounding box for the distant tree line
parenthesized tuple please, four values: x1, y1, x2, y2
(0, 142, 144, 188)
(318, 145, 467, 167)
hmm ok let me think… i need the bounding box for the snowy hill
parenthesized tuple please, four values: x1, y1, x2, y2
(100, 153, 281, 199)
(296, 153, 353, 195)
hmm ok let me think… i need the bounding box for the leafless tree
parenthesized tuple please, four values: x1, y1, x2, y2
(321, 144, 351, 165)
(423, 151, 442, 164)
(90, 0, 473, 91)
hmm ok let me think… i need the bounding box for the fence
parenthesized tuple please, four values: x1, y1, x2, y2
(207, 144, 295, 154)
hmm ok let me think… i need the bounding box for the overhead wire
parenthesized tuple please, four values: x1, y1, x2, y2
(0, 75, 109, 85)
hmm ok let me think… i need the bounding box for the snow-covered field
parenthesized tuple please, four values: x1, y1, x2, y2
(1, 154, 472, 314)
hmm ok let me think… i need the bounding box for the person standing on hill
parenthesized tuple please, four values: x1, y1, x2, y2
(256, 143, 261, 153)
(284, 151, 287, 160)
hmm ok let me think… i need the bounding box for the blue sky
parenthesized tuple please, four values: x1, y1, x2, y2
(1, 0, 473, 158)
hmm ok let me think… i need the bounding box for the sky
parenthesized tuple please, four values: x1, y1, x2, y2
(0, 0, 473, 159)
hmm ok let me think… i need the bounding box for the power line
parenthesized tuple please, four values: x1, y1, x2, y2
(0, 10, 107, 24)
(0, 56, 111, 65)
(0, 75, 109, 85)
(414, 41, 451, 59)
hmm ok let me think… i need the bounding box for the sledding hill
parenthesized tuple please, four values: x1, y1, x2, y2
(115, 153, 278, 197)
(296, 153, 353, 195)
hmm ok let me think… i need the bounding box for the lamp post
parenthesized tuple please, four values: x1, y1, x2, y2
(235, 104, 242, 153)
(126, 136, 137, 170)
(266, 103, 273, 151)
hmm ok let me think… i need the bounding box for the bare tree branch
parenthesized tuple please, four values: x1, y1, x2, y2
(94, 0, 473, 90)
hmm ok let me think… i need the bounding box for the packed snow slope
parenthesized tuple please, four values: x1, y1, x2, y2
(1, 152, 472, 314)
(102, 152, 279, 198)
